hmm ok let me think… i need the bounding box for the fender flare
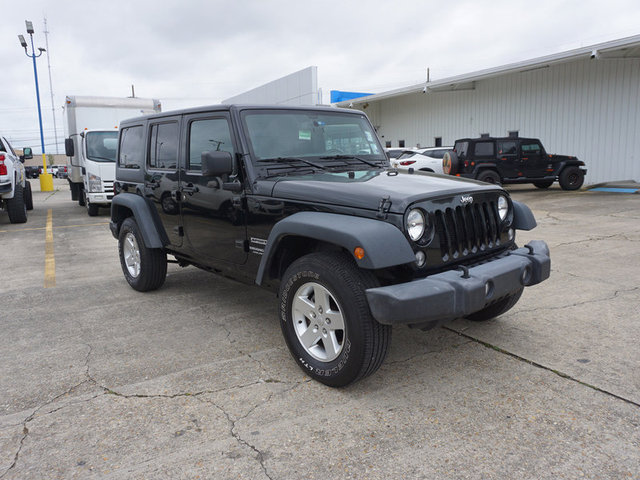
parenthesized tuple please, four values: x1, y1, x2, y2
(255, 211, 416, 285)
(110, 193, 167, 248)
(512, 200, 537, 231)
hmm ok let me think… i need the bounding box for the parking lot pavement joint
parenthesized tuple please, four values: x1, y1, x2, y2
(513, 286, 639, 315)
(554, 232, 640, 248)
(385, 339, 475, 366)
(443, 326, 640, 410)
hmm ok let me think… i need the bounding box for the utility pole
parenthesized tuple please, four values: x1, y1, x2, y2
(43, 17, 59, 154)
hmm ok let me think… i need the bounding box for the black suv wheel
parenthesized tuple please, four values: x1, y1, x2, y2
(559, 166, 584, 190)
(118, 217, 167, 291)
(477, 170, 501, 185)
(279, 252, 391, 387)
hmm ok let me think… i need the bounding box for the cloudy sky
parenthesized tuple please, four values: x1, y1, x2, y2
(2, 0, 639, 154)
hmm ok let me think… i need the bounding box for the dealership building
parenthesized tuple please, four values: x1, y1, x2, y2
(334, 35, 640, 185)
(225, 35, 639, 185)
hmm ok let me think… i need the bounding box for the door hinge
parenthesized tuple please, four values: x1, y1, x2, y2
(235, 239, 249, 251)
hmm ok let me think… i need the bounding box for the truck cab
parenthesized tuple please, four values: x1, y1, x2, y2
(65, 129, 118, 216)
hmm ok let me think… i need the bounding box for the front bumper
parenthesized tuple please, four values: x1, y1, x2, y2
(87, 192, 114, 205)
(366, 240, 550, 327)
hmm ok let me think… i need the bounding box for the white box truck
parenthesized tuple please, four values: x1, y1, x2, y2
(63, 96, 161, 215)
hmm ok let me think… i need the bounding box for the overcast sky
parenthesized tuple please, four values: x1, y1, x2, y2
(3, 0, 640, 154)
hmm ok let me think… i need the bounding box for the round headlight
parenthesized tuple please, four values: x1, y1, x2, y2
(406, 209, 426, 241)
(498, 195, 509, 221)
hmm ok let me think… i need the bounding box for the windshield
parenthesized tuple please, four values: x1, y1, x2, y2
(242, 110, 386, 169)
(86, 131, 119, 162)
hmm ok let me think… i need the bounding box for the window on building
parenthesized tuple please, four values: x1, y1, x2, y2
(385, 141, 391, 148)
(508, 131, 519, 138)
(398, 140, 405, 148)
(149, 122, 179, 169)
(434, 137, 442, 147)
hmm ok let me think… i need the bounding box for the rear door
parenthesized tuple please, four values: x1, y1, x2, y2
(145, 116, 183, 247)
(180, 112, 247, 265)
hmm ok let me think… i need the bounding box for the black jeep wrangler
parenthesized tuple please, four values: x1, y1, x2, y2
(109, 105, 550, 387)
(443, 135, 587, 190)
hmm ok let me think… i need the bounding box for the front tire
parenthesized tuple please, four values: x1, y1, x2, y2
(87, 201, 99, 216)
(7, 183, 27, 224)
(78, 189, 86, 206)
(559, 167, 584, 190)
(118, 217, 167, 292)
(465, 288, 523, 322)
(279, 252, 391, 387)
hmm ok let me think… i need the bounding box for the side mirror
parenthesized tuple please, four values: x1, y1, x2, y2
(201, 151, 233, 177)
(21, 147, 33, 160)
(65, 138, 75, 157)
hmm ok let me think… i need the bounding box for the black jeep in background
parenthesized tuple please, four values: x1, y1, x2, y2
(443, 135, 587, 190)
(109, 105, 550, 387)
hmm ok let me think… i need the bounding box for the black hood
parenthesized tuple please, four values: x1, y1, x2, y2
(268, 170, 500, 213)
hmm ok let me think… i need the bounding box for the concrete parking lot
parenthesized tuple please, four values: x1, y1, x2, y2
(1, 178, 639, 479)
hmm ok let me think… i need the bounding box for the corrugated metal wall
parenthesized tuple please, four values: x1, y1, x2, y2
(365, 57, 640, 184)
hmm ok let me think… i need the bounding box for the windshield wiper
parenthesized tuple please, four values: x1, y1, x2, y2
(257, 157, 326, 170)
(319, 154, 382, 168)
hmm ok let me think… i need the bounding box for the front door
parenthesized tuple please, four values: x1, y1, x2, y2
(519, 140, 546, 178)
(180, 113, 247, 265)
(496, 140, 519, 178)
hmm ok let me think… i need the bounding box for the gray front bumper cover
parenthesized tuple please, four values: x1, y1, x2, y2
(366, 241, 550, 326)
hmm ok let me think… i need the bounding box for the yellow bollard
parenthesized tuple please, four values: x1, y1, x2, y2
(39, 153, 54, 192)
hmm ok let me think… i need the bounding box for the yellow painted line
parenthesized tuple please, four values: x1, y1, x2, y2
(44, 209, 56, 289)
(0, 222, 109, 233)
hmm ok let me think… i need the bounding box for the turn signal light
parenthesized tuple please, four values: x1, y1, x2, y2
(354, 247, 365, 260)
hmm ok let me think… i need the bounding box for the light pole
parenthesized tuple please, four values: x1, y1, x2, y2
(19, 20, 53, 192)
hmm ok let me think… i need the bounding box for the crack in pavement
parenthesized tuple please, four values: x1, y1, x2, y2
(1, 344, 95, 479)
(197, 382, 304, 480)
(443, 327, 640, 409)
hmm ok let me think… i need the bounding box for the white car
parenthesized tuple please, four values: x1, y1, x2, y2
(391, 151, 445, 174)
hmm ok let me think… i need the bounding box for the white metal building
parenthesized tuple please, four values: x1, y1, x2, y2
(335, 35, 640, 185)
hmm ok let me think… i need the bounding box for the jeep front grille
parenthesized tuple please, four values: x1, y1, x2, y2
(434, 201, 501, 261)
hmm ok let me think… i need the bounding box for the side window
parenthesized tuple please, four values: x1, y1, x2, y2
(521, 142, 542, 155)
(149, 122, 179, 169)
(474, 141, 495, 157)
(119, 126, 144, 168)
(188, 118, 235, 171)
(498, 141, 518, 155)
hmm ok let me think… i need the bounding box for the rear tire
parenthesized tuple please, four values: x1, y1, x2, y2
(465, 288, 523, 322)
(7, 183, 27, 224)
(559, 167, 584, 190)
(24, 181, 34, 210)
(118, 217, 167, 292)
(78, 189, 86, 206)
(279, 252, 391, 387)
(476, 170, 501, 185)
